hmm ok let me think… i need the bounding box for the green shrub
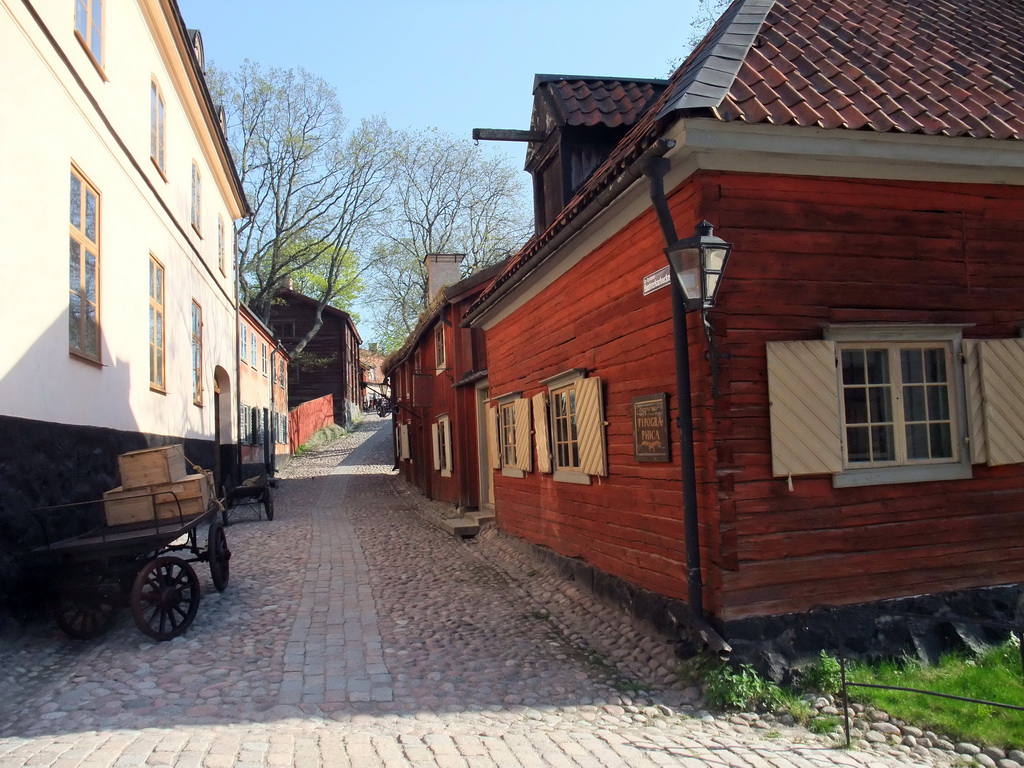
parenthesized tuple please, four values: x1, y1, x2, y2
(802, 650, 843, 695)
(704, 663, 786, 711)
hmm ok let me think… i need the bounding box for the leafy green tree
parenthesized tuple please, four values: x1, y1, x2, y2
(210, 61, 394, 355)
(364, 129, 531, 351)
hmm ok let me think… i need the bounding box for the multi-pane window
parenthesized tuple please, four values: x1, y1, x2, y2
(149, 257, 165, 390)
(499, 402, 517, 467)
(217, 216, 226, 274)
(840, 343, 956, 467)
(74, 0, 103, 68)
(261, 342, 268, 376)
(150, 81, 166, 175)
(240, 324, 248, 362)
(69, 168, 100, 360)
(191, 301, 203, 404)
(190, 162, 202, 234)
(435, 415, 452, 476)
(552, 384, 581, 471)
(250, 334, 257, 367)
(435, 324, 446, 371)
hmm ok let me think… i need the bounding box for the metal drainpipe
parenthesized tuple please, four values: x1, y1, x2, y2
(644, 155, 731, 659)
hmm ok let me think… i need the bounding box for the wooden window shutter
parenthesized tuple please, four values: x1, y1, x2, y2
(576, 377, 607, 477)
(487, 407, 500, 469)
(977, 339, 1024, 466)
(962, 340, 988, 465)
(443, 418, 453, 471)
(431, 423, 441, 471)
(514, 398, 532, 472)
(532, 392, 552, 473)
(400, 423, 410, 460)
(766, 341, 842, 477)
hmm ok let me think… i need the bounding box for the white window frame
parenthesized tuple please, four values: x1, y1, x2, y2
(495, 392, 526, 478)
(826, 325, 971, 488)
(190, 161, 202, 235)
(435, 324, 446, 373)
(542, 368, 592, 485)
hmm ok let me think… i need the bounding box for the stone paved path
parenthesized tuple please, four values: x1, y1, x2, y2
(0, 417, 955, 767)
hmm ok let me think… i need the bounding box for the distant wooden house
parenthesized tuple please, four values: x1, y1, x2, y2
(270, 289, 362, 428)
(464, 0, 1024, 667)
(238, 305, 290, 479)
(360, 346, 389, 408)
(383, 255, 502, 521)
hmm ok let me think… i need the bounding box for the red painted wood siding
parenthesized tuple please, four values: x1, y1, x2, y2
(704, 171, 1024, 620)
(485, 169, 1024, 622)
(288, 394, 334, 453)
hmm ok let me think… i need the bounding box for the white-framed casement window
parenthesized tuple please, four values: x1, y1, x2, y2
(250, 334, 257, 368)
(191, 300, 203, 405)
(261, 342, 268, 376)
(492, 393, 531, 478)
(432, 414, 453, 477)
(190, 161, 202, 235)
(239, 403, 249, 443)
(435, 324, 446, 372)
(74, 0, 104, 73)
(150, 80, 166, 177)
(240, 323, 248, 363)
(149, 256, 165, 391)
(765, 324, 1024, 488)
(69, 167, 100, 362)
(540, 369, 608, 485)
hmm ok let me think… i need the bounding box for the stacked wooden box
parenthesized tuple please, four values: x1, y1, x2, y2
(103, 445, 212, 526)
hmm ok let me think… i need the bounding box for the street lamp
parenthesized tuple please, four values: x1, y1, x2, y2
(665, 220, 733, 312)
(664, 220, 732, 624)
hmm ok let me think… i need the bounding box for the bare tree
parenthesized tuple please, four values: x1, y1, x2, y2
(365, 129, 531, 351)
(211, 61, 394, 355)
(669, 0, 733, 72)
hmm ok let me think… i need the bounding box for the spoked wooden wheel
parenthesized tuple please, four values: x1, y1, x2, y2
(131, 556, 200, 640)
(208, 519, 231, 591)
(263, 489, 274, 521)
(53, 573, 120, 639)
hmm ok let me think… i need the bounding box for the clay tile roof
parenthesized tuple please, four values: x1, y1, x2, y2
(534, 75, 669, 129)
(466, 0, 1024, 321)
(714, 0, 1024, 141)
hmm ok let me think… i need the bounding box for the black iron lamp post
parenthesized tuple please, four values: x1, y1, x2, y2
(664, 220, 733, 619)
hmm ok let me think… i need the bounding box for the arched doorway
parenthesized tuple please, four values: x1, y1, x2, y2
(213, 366, 232, 490)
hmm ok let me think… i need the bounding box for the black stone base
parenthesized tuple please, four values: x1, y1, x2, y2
(724, 585, 1024, 683)
(0, 414, 223, 615)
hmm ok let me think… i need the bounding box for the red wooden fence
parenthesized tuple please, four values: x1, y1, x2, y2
(288, 395, 335, 453)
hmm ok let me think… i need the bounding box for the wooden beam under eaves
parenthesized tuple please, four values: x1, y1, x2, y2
(472, 128, 546, 143)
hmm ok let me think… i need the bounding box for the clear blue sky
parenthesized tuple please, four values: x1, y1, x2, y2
(177, 0, 703, 170)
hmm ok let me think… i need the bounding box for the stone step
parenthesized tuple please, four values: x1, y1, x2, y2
(439, 516, 479, 538)
(466, 510, 495, 525)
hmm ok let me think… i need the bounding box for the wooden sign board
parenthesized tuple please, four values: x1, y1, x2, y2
(632, 393, 670, 462)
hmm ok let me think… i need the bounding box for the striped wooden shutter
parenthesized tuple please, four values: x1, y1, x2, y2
(431, 423, 441, 470)
(443, 418, 453, 471)
(487, 407, 500, 469)
(962, 340, 988, 465)
(977, 339, 1024, 466)
(766, 341, 842, 477)
(515, 398, 532, 472)
(532, 392, 552, 473)
(576, 377, 607, 477)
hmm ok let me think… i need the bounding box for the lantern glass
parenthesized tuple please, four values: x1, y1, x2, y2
(665, 221, 733, 312)
(669, 245, 701, 304)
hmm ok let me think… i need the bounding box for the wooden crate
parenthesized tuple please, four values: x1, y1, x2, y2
(117, 445, 188, 489)
(103, 473, 212, 527)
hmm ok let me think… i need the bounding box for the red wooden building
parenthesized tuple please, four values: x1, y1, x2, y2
(270, 289, 362, 429)
(383, 255, 503, 526)
(465, 0, 1024, 666)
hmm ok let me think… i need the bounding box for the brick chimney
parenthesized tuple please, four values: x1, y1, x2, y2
(424, 253, 464, 303)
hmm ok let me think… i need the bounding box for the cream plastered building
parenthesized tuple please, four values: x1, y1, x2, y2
(0, 0, 248, 520)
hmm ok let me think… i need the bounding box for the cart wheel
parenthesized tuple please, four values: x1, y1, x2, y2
(131, 556, 200, 640)
(208, 519, 230, 591)
(263, 489, 274, 521)
(53, 578, 120, 640)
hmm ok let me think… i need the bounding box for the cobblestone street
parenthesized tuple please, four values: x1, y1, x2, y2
(0, 417, 954, 767)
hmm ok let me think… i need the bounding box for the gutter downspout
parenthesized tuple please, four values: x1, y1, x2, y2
(644, 155, 731, 660)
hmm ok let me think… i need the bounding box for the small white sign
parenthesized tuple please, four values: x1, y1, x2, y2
(642, 266, 671, 296)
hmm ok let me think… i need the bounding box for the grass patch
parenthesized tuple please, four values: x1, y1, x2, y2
(847, 638, 1024, 748)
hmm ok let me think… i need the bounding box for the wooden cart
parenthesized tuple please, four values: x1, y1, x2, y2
(29, 490, 230, 641)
